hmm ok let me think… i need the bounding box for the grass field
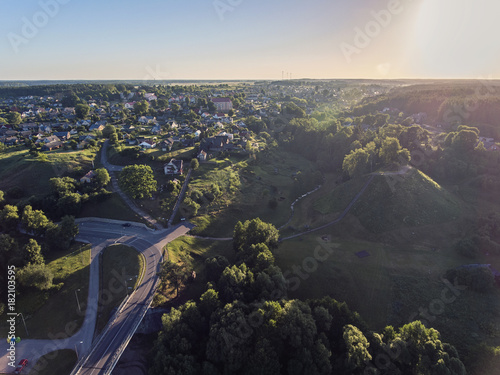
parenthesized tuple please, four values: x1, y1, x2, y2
(0, 243, 91, 340)
(0, 147, 98, 198)
(78, 193, 148, 224)
(108, 143, 196, 167)
(154, 237, 234, 306)
(188, 148, 321, 237)
(28, 349, 77, 375)
(311, 168, 461, 233)
(95, 244, 144, 334)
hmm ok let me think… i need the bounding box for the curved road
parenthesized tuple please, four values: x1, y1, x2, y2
(73, 221, 193, 375)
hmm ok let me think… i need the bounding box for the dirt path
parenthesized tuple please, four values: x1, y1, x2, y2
(280, 175, 375, 241)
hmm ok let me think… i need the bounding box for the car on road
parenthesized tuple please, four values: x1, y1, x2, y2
(122, 223, 131, 227)
(14, 359, 28, 374)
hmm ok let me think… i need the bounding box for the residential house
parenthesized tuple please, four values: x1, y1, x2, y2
(76, 119, 91, 127)
(159, 138, 175, 152)
(181, 138, 195, 148)
(144, 93, 158, 102)
(38, 124, 52, 133)
(151, 124, 162, 135)
(200, 135, 230, 152)
(80, 170, 96, 183)
(164, 159, 184, 175)
(41, 140, 63, 151)
(139, 139, 157, 149)
(54, 131, 71, 140)
(138, 116, 156, 125)
(1, 136, 19, 146)
(89, 123, 105, 132)
(197, 150, 207, 162)
(120, 124, 134, 133)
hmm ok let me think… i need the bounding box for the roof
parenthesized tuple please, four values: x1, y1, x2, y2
(211, 97, 232, 103)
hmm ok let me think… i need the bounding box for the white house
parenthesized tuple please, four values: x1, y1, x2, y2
(164, 159, 184, 175)
(139, 139, 157, 149)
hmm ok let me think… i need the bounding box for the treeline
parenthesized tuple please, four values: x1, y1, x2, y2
(149, 219, 466, 375)
(0, 192, 80, 315)
(275, 111, 500, 186)
(347, 82, 500, 137)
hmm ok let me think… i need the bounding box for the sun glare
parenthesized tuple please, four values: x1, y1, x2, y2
(414, 0, 500, 77)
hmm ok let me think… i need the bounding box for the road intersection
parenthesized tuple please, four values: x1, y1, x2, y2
(0, 220, 194, 375)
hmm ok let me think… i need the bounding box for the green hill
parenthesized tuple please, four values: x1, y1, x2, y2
(315, 168, 461, 233)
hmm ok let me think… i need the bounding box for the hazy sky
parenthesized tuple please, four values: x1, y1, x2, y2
(1, 0, 499, 80)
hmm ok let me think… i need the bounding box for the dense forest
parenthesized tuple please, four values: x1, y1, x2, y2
(347, 81, 500, 138)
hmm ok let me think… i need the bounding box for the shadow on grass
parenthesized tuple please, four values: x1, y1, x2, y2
(28, 349, 77, 375)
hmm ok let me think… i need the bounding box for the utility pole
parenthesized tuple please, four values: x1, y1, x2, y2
(75, 289, 81, 313)
(17, 313, 28, 336)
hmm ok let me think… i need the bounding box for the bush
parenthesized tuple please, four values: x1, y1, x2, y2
(455, 237, 479, 258)
(445, 266, 495, 293)
(17, 263, 54, 290)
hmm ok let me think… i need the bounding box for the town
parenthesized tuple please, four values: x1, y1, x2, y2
(1, 79, 500, 375)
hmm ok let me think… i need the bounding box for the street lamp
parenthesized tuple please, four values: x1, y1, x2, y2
(17, 313, 28, 337)
(75, 341, 84, 360)
(75, 289, 81, 313)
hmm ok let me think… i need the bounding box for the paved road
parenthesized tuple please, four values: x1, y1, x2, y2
(168, 168, 192, 226)
(101, 140, 124, 172)
(101, 140, 162, 230)
(0, 220, 193, 375)
(73, 221, 193, 375)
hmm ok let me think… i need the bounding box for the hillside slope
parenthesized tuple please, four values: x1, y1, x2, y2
(315, 168, 461, 233)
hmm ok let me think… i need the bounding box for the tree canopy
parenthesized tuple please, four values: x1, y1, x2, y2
(119, 164, 157, 199)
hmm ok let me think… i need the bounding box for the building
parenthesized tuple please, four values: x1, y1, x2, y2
(211, 98, 233, 112)
(164, 159, 184, 175)
(80, 170, 96, 183)
(197, 150, 207, 162)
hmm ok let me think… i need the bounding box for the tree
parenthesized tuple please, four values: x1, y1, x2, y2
(93, 168, 110, 187)
(119, 164, 157, 199)
(180, 198, 200, 218)
(233, 218, 279, 253)
(50, 177, 77, 197)
(171, 103, 181, 114)
(343, 324, 372, 372)
(8, 112, 21, 125)
(24, 239, 44, 265)
(190, 158, 199, 170)
(207, 101, 216, 113)
(134, 100, 150, 116)
(0, 205, 19, 232)
(343, 148, 369, 178)
(109, 132, 119, 145)
(379, 137, 402, 165)
(57, 192, 82, 216)
(158, 258, 190, 297)
(59, 215, 79, 244)
(0, 190, 4, 203)
(17, 263, 53, 290)
(102, 124, 117, 139)
(62, 92, 79, 107)
(21, 205, 52, 237)
(228, 109, 235, 117)
(75, 103, 90, 119)
(0, 234, 19, 265)
(452, 129, 479, 154)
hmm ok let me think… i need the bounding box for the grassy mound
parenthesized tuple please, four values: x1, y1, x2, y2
(315, 169, 461, 233)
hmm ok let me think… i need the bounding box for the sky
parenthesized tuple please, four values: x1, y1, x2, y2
(0, 0, 499, 80)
